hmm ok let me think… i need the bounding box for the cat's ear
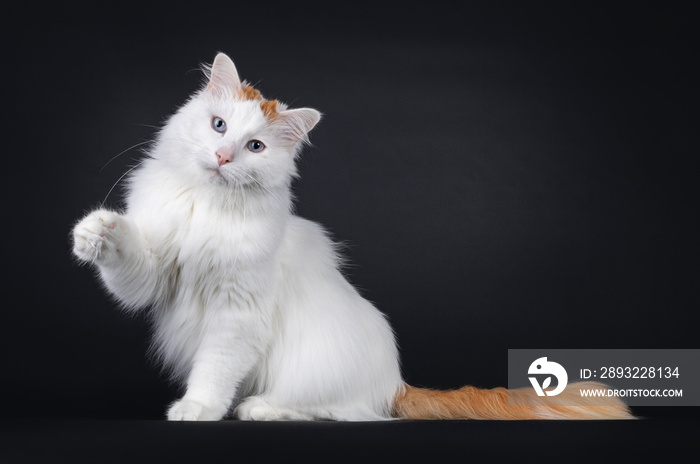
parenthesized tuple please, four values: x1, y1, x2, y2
(275, 108, 322, 144)
(205, 53, 242, 97)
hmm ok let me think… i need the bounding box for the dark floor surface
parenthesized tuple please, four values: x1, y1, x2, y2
(2, 414, 696, 463)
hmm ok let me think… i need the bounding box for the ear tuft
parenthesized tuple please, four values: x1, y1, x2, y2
(276, 108, 322, 144)
(205, 53, 242, 97)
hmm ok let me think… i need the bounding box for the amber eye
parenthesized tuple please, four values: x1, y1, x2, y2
(246, 140, 265, 153)
(211, 117, 227, 133)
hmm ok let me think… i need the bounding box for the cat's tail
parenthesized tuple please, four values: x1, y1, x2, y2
(393, 381, 634, 420)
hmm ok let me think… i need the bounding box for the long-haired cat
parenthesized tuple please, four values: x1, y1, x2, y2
(72, 53, 631, 421)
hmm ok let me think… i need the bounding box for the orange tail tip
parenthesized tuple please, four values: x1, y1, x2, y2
(393, 381, 634, 420)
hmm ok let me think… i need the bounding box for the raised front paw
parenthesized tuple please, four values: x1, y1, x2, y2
(72, 210, 126, 264)
(167, 399, 225, 421)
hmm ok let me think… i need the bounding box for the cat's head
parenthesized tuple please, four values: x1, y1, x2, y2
(157, 53, 321, 190)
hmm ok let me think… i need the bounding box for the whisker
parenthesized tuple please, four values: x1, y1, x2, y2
(101, 161, 144, 208)
(100, 140, 152, 172)
(135, 123, 162, 130)
(158, 136, 210, 152)
(241, 172, 284, 204)
(231, 183, 243, 268)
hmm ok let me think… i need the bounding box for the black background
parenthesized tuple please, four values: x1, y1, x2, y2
(4, 1, 698, 460)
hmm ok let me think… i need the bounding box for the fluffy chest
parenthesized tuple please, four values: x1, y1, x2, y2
(168, 196, 284, 311)
(176, 194, 282, 271)
(128, 166, 289, 297)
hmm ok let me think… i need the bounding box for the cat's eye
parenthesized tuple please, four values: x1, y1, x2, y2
(247, 140, 266, 153)
(211, 117, 227, 133)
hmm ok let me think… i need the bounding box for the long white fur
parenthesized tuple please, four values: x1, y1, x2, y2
(72, 53, 403, 421)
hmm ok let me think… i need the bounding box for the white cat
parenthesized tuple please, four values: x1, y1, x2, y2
(72, 53, 631, 421)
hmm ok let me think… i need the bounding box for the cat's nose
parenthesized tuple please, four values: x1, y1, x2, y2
(216, 149, 234, 166)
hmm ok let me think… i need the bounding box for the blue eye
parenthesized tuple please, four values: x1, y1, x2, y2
(211, 117, 227, 133)
(247, 140, 265, 153)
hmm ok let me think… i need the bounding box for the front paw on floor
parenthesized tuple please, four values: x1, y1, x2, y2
(167, 399, 223, 421)
(235, 396, 282, 421)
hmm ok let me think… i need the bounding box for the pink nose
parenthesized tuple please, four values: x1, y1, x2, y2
(216, 149, 234, 166)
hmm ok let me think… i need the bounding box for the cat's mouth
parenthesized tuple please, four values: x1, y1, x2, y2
(201, 163, 248, 187)
(204, 166, 224, 182)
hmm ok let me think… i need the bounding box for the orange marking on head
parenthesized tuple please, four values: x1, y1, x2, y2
(234, 83, 278, 121)
(260, 99, 279, 120)
(238, 84, 263, 101)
